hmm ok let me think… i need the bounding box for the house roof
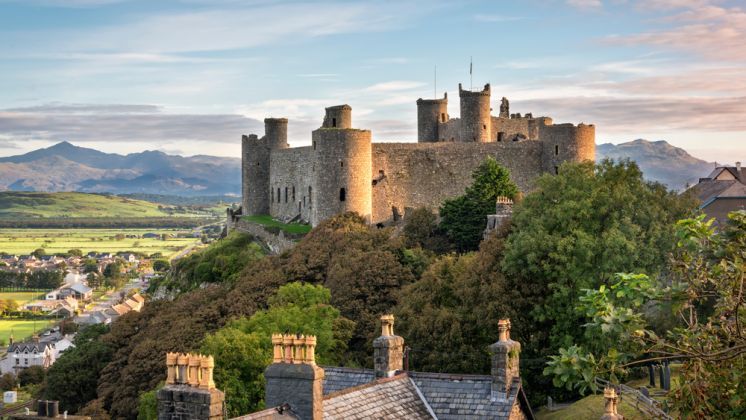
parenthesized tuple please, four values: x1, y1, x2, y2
(111, 303, 131, 316)
(68, 283, 92, 294)
(319, 367, 531, 420)
(8, 341, 50, 353)
(130, 293, 145, 303)
(323, 373, 434, 419)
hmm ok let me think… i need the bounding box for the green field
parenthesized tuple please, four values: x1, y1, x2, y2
(0, 292, 46, 305)
(0, 228, 199, 257)
(0, 192, 220, 219)
(243, 215, 312, 234)
(0, 319, 55, 344)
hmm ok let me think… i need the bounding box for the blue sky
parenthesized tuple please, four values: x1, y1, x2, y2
(0, 0, 744, 162)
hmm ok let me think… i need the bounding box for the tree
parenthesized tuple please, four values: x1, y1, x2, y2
(18, 365, 45, 386)
(200, 282, 354, 416)
(83, 259, 99, 274)
(545, 211, 746, 419)
(152, 259, 170, 273)
(439, 157, 518, 251)
(68, 249, 83, 257)
(44, 325, 113, 412)
(87, 272, 101, 290)
(502, 160, 694, 355)
(0, 373, 17, 391)
(31, 248, 46, 258)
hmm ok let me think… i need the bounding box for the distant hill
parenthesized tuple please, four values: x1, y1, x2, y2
(0, 192, 174, 219)
(597, 139, 714, 191)
(0, 141, 240, 196)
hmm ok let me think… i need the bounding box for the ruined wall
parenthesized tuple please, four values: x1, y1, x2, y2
(491, 117, 531, 141)
(417, 95, 448, 142)
(269, 146, 312, 222)
(437, 118, 460, 142)
(371, 142, 543, 224)
(311, 128, 372, 225)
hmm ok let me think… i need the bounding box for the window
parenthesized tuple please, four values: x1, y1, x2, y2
(340, 161, 344, 167)
(292, 186, 296, 201)
(277, 188, 281, 204)
(15, 359, 19, 365)
(483, 124, 487, 130)
(339, 188, 346, 202)
(308, 187, 312, 207)
(313, 141, 316, 150)
(554, 166, 559, 175)
(441, 113, 446, 122)
(271, 188, 274, 203)
(285, 187, 288, 203)
(332, 118, 337, 127)
(498, 132, 504, 142)
(555, 145, 559, 156)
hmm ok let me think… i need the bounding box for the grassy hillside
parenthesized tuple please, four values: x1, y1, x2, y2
(0, 192, 201, 219)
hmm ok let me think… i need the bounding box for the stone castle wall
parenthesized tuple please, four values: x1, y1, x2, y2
(269, 146, 312, 222)
(370, 142, 542, 224)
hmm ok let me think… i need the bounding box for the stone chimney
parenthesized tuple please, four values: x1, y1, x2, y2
(373, 314, 404, 378)
(157, 353, 224, 420)
(600, 386, 624, 420)
(264, 334, 324, 420)
(484, 196, 513, 238)
(737, 161, 743, 183)
(488, 319, 521, 402)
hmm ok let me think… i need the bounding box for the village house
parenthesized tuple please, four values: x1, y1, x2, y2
(0, 336, 55, 374)
(689, 162, 746, 226)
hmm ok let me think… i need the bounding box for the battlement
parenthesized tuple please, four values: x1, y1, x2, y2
(416, 92, 448, 104)
(459, 83, 491, 96)
(322, 104, 352, 129)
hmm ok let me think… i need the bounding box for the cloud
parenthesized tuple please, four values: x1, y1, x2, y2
(605, 1, 746, 61)
(0, 103, 261, 144)
(364, 81, 427, 92)
(0, 0, 127, 7)
(566, 0, 603, 11)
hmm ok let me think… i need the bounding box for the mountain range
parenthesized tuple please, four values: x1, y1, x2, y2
(0, 141, 240, 196)
(0, 139, 712, 196)
(596, 139, 714, 191)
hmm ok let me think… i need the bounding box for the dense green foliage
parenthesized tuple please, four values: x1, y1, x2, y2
(44, 324, 113, 412)
(439, 157, 518, 251)
(151, 231, 265, 292)
(18, 365, 45, 386)
(242, 215, 312, 235)
(0, 270, 65, 289)
(200, 283, 353, 416)
(546, 211, 746, 419)
(503, 160, 694, 352)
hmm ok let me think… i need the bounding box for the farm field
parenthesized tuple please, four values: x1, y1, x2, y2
(0, 228, 199, 257)
(0, 291, 46, 305)
(0, 319, 55, 344)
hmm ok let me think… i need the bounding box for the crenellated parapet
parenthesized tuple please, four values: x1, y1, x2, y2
(165, 352, 216, 390)
(271, 333, 318, 365)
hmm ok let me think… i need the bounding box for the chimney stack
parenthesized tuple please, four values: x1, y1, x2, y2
(737, 161, 742, 183)
(600, 386, 624, 420)
(158, 353, 224, 420)
(488, 319, 521, 402)
(264, 334, 324, 420)
(373, 314, 405, 378)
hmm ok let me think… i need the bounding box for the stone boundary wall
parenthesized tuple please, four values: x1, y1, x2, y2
(232, 218, 297, 255)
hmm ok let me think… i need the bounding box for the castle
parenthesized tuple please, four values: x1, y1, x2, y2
(240, 83, 595, 226)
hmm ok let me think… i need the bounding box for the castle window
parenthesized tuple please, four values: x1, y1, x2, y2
(554, 166, 559, 175)
(498, 132, 504, 142)
(292, 186, 296, 201)
(441, 113, 446, 122)
(313, 141, 316, 150)
(332, 118, 337, 127)
(483, 124, 487, 130)
(555, 145, 559, 155)
(285, 187, 288, 203)
(340, 161, 344, 168)
(271, 188, 274, 203)
(339, 188, 346, 202)
(277, 188, 281, 203)
(308, 186, 312, 207)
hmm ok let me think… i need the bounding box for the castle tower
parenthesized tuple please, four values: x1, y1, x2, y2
(310, 106, 372, 225)
(459, 83, 492, 142)
(242, 118, 289, 215)
(416, 93, 448, 142)
(539, 121, 595, 175)
(322, 104, 352, 129)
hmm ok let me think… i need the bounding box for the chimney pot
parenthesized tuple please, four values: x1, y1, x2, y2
(373, 315, 404, 378)
(489, 319, 521, 402)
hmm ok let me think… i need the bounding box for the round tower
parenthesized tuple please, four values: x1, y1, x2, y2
(322, 105, 352, 129)
(459, 83, 492, 142)
(310, 128, 372, 226)
(416, 93, 448, 142)
(242, 118, 288, 216)
(540, 122, 595, 175)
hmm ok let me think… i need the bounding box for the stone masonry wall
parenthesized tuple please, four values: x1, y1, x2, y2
(269, 146, 313, 222)
(233, 217, 297, 255)
(371, 141, 542, 224)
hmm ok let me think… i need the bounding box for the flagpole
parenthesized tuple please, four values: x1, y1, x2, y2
(470, 56, 473, 90)
(434, 65, 437, 99)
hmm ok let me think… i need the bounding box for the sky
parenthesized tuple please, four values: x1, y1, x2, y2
(0, 0, 744, 163)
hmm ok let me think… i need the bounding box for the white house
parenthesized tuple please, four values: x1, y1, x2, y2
(0, 338, 55, 374)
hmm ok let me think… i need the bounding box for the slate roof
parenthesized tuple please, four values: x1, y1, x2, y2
(323, 374, 434, 419)
(68, 283, 92, 294)
(8, 342, 50, 353)
(322, 366, 375, 395)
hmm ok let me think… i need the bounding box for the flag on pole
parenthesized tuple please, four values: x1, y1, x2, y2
(470, 57, 472, 75)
